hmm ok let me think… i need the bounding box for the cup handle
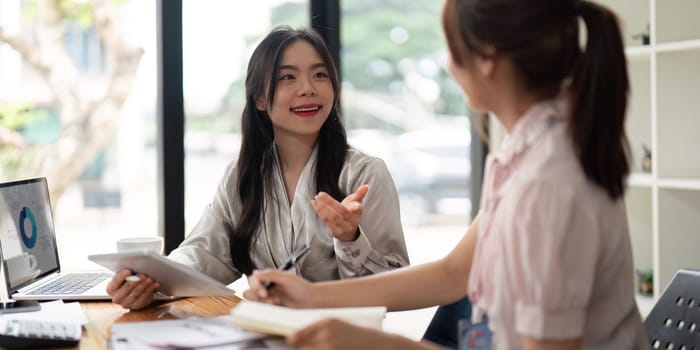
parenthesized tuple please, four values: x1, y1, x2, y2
(27, 255, 38, 270)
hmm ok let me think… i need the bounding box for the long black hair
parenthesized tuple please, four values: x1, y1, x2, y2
(229, 26, 348, 275)
(442, 0, 630, 199)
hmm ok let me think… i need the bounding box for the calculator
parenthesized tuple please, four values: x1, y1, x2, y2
(0, 318, 81, 348)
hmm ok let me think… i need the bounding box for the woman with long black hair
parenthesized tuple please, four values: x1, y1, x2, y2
(107, 26, 409, 310)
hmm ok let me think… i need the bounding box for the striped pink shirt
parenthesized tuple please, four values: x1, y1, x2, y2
(468, 98, 648, 349)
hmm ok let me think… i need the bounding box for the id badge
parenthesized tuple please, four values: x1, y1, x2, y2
(458, 316, 492, 350)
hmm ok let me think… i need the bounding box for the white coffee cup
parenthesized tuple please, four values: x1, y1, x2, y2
(116, 236, 164, 255)
(6, 253, 39, 278)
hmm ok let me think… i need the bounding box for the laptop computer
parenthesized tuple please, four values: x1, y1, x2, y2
(0, 177, 112, 300)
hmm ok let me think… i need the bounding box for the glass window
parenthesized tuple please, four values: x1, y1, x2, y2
(0, 0, 158, 270)
(340, 1, 472, 231)
(182, 0, 309, 233)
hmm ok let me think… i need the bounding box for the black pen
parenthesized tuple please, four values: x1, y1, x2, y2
(264, 243, 310, 290)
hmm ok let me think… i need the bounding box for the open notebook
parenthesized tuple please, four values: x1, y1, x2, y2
(230, 300, 387, 336)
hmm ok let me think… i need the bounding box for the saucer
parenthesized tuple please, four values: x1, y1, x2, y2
(9, 269, 41, 286)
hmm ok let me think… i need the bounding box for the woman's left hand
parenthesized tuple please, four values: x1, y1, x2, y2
(312, 184, 369, 242)
(288, 318, 386, 350)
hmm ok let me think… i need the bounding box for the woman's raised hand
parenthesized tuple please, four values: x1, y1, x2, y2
(312, 184, 369, 242)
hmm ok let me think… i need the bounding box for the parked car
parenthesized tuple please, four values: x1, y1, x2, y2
(349, 127, 471, 225)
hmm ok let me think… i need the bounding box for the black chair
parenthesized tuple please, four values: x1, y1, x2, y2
(644, 269, 700, 349)
(422, 296, 472, 349)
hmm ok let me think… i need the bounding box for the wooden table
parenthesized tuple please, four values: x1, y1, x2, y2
(75, 296, 241, 349)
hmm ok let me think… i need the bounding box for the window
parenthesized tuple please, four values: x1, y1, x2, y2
(182, 0, 309, 233)
(340, 0, 472, 228)
(0, 0, 158, 269)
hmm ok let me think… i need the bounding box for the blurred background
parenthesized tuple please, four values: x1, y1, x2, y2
(0, 0, 471, 281)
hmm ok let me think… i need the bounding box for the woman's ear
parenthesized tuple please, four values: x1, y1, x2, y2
(256, 98, 266, 111)
(476, 45, 496, 78)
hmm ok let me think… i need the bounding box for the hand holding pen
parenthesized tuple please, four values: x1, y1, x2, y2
(264, 243, 310, 290)
(244, 246, 319, 308)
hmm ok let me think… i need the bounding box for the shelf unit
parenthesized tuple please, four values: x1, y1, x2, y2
(601, 0, 700, 306)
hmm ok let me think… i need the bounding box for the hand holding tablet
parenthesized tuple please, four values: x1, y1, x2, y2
(89, 250, 235, 297)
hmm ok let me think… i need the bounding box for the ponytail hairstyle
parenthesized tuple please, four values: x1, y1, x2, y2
(441, 0, 630, 199)
(230, 26, 348, 275)
(571, 1, 630, 199)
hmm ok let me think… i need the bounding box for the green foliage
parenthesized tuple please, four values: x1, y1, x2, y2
(186, 113, 238, 132)
(636, 269, 653, 283)
(340, 1, 443, 88)
(216, 1, 308, 131)
(58, 0, 93, 28)
(0, 145, 40, 179)
(268, 0, 464, 116)
(21, 0, 127, 28)
(221, 0, 466, 133)
(268, 0, 445, 92)
(0, 102, 46, 129)
(214, 77, 245, 133)
(0, 103, 49, 178)
(21, 0, 127, 27)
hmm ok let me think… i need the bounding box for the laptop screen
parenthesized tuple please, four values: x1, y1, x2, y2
(0, 178, 61, 291)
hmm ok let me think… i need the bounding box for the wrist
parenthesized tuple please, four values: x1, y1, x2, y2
(340, 228, 360, 242)
(315, 283, 333, 308)
(377, 330, 427, 350)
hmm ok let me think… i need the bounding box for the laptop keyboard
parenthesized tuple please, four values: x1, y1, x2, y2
(28, 273, 110, 295)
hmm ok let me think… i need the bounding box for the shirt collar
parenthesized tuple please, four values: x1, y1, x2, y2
(492, 97, 567, 165)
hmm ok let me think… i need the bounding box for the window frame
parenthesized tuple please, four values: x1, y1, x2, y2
(158, 0, 486, 251)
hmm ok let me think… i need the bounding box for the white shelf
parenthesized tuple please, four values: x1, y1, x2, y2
(626, 55, 651, 173)
(656, 48, 700, 178)
(626, 187, 653, 273)
(624, 40, 700, 56)
(600, 0, 700, 301)
(598, 0, 649, 47)
(628, 173, 653, 187)
(636, 294, 655, 319)
(657, 178, 700, 191)
(625, 46, 652, 58)
(656, 0, 700, 43)
(657, 190, 700, 291)
(610, 175, 700, 195)
(655, 39, 700, 53)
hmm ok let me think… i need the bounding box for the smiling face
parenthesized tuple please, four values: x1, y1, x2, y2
(256, 40, 334, 142)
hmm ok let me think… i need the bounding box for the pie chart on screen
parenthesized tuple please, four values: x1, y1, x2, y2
(19, 206, 37, 249)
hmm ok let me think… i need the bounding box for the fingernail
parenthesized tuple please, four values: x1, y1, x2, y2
(125, 275, 140, 282)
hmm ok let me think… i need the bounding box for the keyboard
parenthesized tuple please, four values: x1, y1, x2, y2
(28, 273, 110, 295)
(0, 319, 81, 348)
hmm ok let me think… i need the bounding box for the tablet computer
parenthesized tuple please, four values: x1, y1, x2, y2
(88, 250, 236, 297)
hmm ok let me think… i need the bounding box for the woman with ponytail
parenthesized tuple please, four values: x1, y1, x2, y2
(244, 1, 648, 349)
(106, 26, 409, 310)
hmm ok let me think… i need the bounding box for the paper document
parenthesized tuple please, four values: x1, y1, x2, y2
(110, 315, 269, 349)
(230, 300, 387, 337)
(1, 300, 87, 325)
